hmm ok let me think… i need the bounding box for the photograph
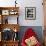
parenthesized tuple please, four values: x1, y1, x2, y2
(25, 7, 36, 20)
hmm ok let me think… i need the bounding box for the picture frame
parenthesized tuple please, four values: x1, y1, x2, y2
(25, 7, 36, 20)
(9, 10, 18, 15)
(2, 10, 9, 15)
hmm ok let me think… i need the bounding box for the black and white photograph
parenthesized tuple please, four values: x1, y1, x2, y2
(25, 7, 36, 20)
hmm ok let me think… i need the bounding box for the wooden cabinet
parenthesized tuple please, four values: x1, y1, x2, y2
(0, 41, 19, 46)
(0, 41, 2, 46)
(0, 7, 19, 46)
(0, 7, 19, 24)
(2, 41, 19, 46)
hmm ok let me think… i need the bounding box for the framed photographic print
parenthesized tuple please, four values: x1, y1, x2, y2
(2, 10, 9, 15)
(25, 7, 36, 20)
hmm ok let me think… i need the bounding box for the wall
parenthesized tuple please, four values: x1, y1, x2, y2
(18, 0, 44, 26)
(0, 0, 44, 26)
(18, 26, 43, 44)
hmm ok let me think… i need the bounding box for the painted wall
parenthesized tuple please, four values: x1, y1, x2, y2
(0, 0, 44, 26)
(18, 0, 44, 26)
(18, 26, 43, 44)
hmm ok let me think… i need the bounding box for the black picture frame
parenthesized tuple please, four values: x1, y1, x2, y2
(25, 7, 36, 20)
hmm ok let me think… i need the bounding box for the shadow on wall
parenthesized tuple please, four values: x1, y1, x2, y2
(18, 26, 44, 44)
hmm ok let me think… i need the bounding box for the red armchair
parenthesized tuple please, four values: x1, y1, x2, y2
(21, 28, 41, 46)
